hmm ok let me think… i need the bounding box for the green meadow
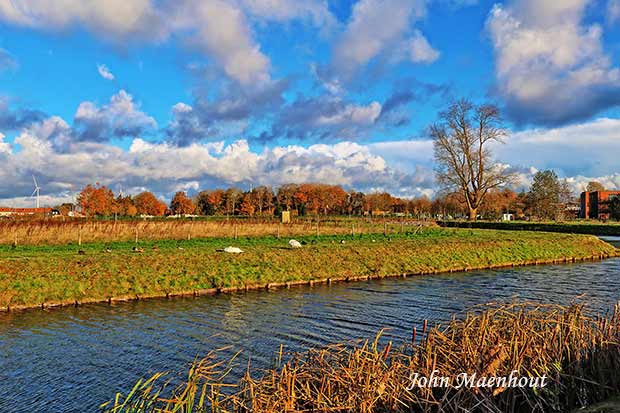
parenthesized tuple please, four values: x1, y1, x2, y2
(0, 228, 617, 310)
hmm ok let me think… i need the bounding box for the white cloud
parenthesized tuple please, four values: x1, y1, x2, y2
(486, 0, 620, 125)
(0, 115, 432, 204)
(407, 30, 440, 63)
(331, 0, 429, 78)
(97, 63, 114, 80)
(0, 0, 165, 41)
(73, 90, 156, 143)
(0, 0, 273, 85)
(238, 0, 335, 28)
(171, 0, 271, 86)
(367, 117, 620, 192)
(0, 132, 11, 153)
(316, 101, 381, 126)
(495, 117, 620, 178)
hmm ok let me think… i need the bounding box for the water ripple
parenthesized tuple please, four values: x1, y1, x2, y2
(0, 258, 619, 412)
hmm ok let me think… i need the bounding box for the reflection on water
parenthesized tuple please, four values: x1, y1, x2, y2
(0, 258, 619, 412)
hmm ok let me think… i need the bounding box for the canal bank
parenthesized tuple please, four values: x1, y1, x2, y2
(0, 229, 618, 312)
(2, 257, 620, 412)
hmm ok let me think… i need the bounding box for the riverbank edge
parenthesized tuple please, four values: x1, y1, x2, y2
(438, 220, 620, 236)
(3, 249, 618, 313)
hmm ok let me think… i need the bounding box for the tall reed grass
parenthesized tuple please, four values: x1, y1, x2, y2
(0, 217, 434, 246)
(102, 301, 620, 412)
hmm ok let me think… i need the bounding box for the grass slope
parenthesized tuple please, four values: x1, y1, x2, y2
(0, 229, 617, 310)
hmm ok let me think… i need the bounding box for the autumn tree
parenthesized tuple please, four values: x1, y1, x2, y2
(409, 197, 432, 219)
(196, 189, 225, 215)
(526, 170, 572, 221)
(432, 192, 467, 219)
(77, 183, 117, 216)
(239, 186, 274, 216)
(116, 195, 137, 216)
(239, 191, 257, 216)
(170, 191, 196, 215)
(586, 181, 605, 192)
(365, 193, 393, 214)
(345, 191, 365, 215)
(134, 191, 167, 216)
(479, 188, 518, 219)
(223, 188, 243, 215)
(277, 184, 299, 212)
(431, 99, 513, 220)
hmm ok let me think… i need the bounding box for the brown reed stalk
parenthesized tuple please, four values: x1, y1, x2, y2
(102, 301, 620, 413)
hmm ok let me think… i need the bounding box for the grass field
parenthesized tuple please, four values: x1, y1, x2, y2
(0, 216, 431, 246)
(439, 220, 620, 235)
(0, 228, 616, 310)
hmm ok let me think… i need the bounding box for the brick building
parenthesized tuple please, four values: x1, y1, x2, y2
(580, 191, 620, 220)
(0, 207, 54, 217)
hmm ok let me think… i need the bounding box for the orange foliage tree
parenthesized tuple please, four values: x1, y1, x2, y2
(134, 191, 167, 216)
(77, 183, 117, 216)
(170, 191, 196, 215)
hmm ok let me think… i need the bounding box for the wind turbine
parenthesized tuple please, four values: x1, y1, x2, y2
(31, 175, 41, 209)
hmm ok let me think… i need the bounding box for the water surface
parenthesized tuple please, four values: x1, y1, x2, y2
(1, 255, 619, 412)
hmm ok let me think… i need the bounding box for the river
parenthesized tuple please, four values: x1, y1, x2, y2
(1, 237, 619, 412)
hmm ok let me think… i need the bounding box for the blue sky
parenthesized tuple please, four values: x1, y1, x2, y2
(1, 0, 620, 206)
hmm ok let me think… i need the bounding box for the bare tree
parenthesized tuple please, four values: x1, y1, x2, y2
(431, 99, 513, 220)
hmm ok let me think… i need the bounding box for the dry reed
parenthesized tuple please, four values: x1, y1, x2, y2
(102, 301, 620, 412)
(0, 218, 435, 246)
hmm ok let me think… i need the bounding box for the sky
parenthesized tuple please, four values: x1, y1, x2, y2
(1, 0, 620, 207)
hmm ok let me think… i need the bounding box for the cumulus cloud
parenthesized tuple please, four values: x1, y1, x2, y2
(238, 0, 336, 28)
(407, 30, 440, 63)
(331, 0, 432, 79)
(0, 0, 296, 86)
(0, 120, 432, 204)
(171, 0, 271, 86)
(494, 117, 620, 178)
(257, 96, 383, 142)
(73, 90, 156, 143)
(486, 0, 620, 125)
(97, 63, 114, 80)
(167, 79, 288, 146)
(0, 0, 165, 41)
(367, 117, 620, 193)
(0, 97, 46, 131)
(0, 132, 10, 153)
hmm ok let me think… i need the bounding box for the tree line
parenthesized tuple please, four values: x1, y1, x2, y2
(63, 98, 612, 221)
(68, 174, 598, 221)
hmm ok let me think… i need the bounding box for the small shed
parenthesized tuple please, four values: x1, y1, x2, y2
(281, 210, 291, 224)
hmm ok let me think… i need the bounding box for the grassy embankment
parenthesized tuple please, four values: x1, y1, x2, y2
(102, 302, 620, 412)
(439, 220, 620, 236)
(0, 228, 617, 311)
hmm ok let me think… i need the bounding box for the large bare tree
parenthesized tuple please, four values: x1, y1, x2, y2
(431, 99, 512, 220)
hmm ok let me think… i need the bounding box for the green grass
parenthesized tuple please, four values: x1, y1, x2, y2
(0, 228, 617, 310)
(439, 220, 620, 235)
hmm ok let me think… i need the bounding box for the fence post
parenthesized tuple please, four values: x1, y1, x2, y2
(134, 226, 139, 244)
(277, 223, 281, 239)
(384, 221, 387, 235)
(78, 225, 82, 246)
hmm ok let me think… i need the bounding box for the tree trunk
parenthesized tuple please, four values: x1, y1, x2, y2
(468, 208, 478, 221)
